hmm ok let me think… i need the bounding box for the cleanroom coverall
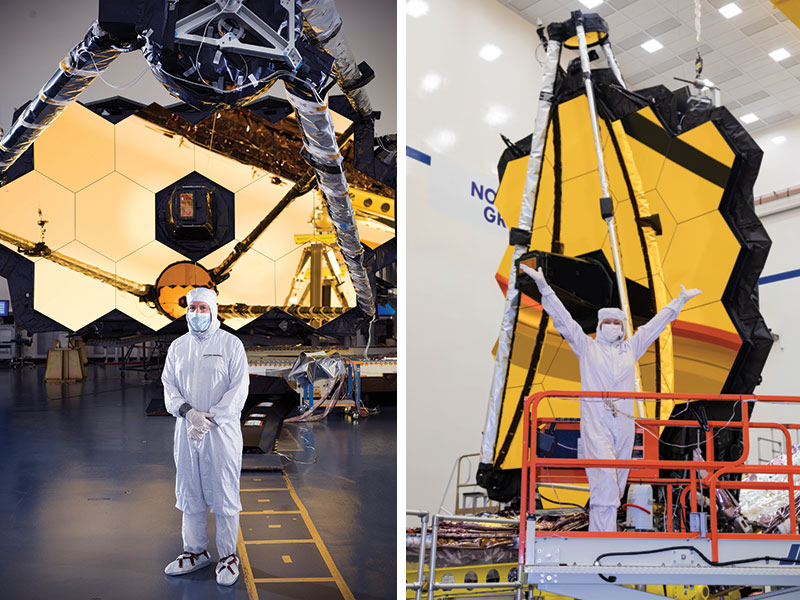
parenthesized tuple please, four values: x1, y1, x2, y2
(539, 285, 688, 531)
(162, 287, 250, 556)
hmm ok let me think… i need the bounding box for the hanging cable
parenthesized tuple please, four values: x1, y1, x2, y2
(75, 47, 149, 91)
(538, 489, 588, 513)
(437, 455, 461, 515)
(594, 544, 800, 583)
(694, 0, 703, 78)
(363, 314, 378, 360)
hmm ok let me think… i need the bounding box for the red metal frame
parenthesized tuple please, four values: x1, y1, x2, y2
(519, 390, 800, 564)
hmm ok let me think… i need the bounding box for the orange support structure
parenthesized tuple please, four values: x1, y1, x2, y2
(519, 390, 800, 566)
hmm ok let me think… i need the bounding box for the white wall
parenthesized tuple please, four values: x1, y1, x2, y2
(747, 118, 800, 460)
(750, 205, 800, 461)
(752, 119, 800, 197)
(407, 0, 544, 516)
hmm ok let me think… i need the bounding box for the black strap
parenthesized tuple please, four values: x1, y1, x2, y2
(604, 114, 662, 399)
(509, 227, 531, 247)
(551, 106, 563, 253)
(217, 554, 239, 574)
(636, 214, 662, 236)
(495, 311, 550, 467)
(599, 196, 614, 219)
(340, 62, 375, 93)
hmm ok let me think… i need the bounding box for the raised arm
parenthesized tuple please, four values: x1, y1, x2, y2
(520, 264, 590, 357)
(630, 285, 702, 360)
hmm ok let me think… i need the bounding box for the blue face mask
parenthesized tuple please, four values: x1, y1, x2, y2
(187, 311, 211, 332)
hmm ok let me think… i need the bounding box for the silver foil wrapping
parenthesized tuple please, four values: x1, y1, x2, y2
(287, 91, 375, 315)
(480, 39, 562, 464)
(601, 42, 626, 88)
(287, 351, 346, 387)
(300, 0, 372, 118)
(740, 445, 800, 529)
(0, 22, 126, 177)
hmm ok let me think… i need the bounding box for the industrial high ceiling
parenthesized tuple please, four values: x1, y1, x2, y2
(0, 0, 396, 136)
(496, 0, 800, 132)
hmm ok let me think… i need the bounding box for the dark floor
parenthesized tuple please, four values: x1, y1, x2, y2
(0, 363, 396, 600)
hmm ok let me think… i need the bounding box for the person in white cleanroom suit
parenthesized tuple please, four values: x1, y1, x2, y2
(520, 263, 702, 532)
(161, 287, 250, 586)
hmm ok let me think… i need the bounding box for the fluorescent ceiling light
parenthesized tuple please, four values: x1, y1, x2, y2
(718, 3, 742, 18)
(479, 44, 502, 62)
(579, 0, 604, 8)
(484, 105, 511, 126)
(740, 113, 758, 124)
(426, 129, 457, 153)
(406, 0, 429, 18)
(421, 72, 442, 92)
(641, 39, 664, 53)
(769, 48, 791, 62)
(772, 135, 787, 144)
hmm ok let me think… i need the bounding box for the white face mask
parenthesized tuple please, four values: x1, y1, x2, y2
(187, 311, 211, 332)
(598, 323, 623, 343)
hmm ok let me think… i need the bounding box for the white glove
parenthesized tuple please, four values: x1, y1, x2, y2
(520, 264, 547, 291)
(678, 285, 702, 303)
(186, 408, 216, 433)
(187, 425, 207, 442)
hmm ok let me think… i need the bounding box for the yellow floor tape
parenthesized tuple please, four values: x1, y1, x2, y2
(238, 528, 259, 600)
(238, 473, 354, 600)
(283, 472, 356, 600)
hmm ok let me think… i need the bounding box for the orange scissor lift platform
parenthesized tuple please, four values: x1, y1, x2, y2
(520, 391, 800, 599)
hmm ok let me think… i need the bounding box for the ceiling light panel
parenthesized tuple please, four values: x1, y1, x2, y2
(769, 48, 791, 62)
(718, 3, 742, 19)
(479, 44, 502, 62)
(406, 0, 429, 18)
(641, 39, 664, 53)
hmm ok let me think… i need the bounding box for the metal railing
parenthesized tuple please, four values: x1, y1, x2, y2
(455, 453, 501, 515)
(520, 390, 800, 565)
(406, 510, 428, 600)
(425, 513, 522, 600)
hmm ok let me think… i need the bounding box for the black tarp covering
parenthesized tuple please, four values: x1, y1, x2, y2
(329, 95, 397, 189)
(316, 237, 398, 339)
(317, 307, 369, 337)
(710, 112, 772, 395)
(234, 307, 319, 344)
(0, 248, 63, 333)
(1, 103, 38, 185)
(365, 237, 397, 298)
(75, 308, 156, 339)
(163, 96, 294, 125)
(84, 97, 147, 124)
